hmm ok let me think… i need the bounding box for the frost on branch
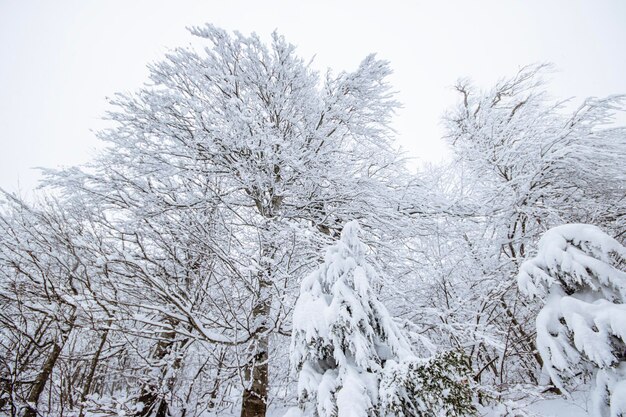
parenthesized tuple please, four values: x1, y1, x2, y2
(518, 223, 626, 417)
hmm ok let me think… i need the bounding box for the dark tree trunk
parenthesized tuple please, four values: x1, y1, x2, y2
(240, 337, 269, 417)
(22, 314, 75, 417)
(136, 322, 187, 417)
(239, 196, 280, 417)
(240, 276, 271, 417)
(22, 342, 63, 417)
(78, 326, 110, 417)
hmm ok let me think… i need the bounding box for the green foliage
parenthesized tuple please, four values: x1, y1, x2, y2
(380, 351, 477, 417)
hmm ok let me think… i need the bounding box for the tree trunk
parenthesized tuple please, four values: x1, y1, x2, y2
(239, 195, 280, 417)
(240, 277, 271, 417)
(22, 343, 62, 417)
(240, 334, 269, 417)
(78, 325, 110, 417)
(136, 321, 184, 417)
(22, 314, 75, 417)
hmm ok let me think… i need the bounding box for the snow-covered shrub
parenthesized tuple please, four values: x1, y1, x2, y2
(288, 220, 413, 417)
(518, 223, 626, 416)
(380, 351, 476, 417)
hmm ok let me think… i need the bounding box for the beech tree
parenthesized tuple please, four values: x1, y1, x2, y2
(42, 25, 407, 417)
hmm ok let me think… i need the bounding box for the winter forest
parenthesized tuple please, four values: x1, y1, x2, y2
(1, 24, 626, 417)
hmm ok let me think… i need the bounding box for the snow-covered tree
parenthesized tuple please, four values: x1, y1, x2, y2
(0, 193, 113, 417)
(403, 64, 626, 397)
(518, 224, 626, 416)
(289, 221, 476, 417)
(42, 25, 410, 417)
(5, 24, 626, 416)
(289, 221, 412, 417)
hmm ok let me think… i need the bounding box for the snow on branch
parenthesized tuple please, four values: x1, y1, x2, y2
(518, 223, 626, 416)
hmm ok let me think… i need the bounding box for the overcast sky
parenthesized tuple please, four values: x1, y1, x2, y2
(1, 0, 625, 193)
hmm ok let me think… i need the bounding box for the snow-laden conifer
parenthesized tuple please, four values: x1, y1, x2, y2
(288, 220, 411, 417)
(288, 221, 476, 417)
(518, 224, 626, 417)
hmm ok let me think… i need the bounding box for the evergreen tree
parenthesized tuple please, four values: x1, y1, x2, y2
(518, 223, 626, 417)
(289, 221, 412, 417)
(289, 221, 476, 417)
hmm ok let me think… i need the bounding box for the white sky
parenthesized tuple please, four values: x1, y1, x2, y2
(1, 0, 625, 193)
